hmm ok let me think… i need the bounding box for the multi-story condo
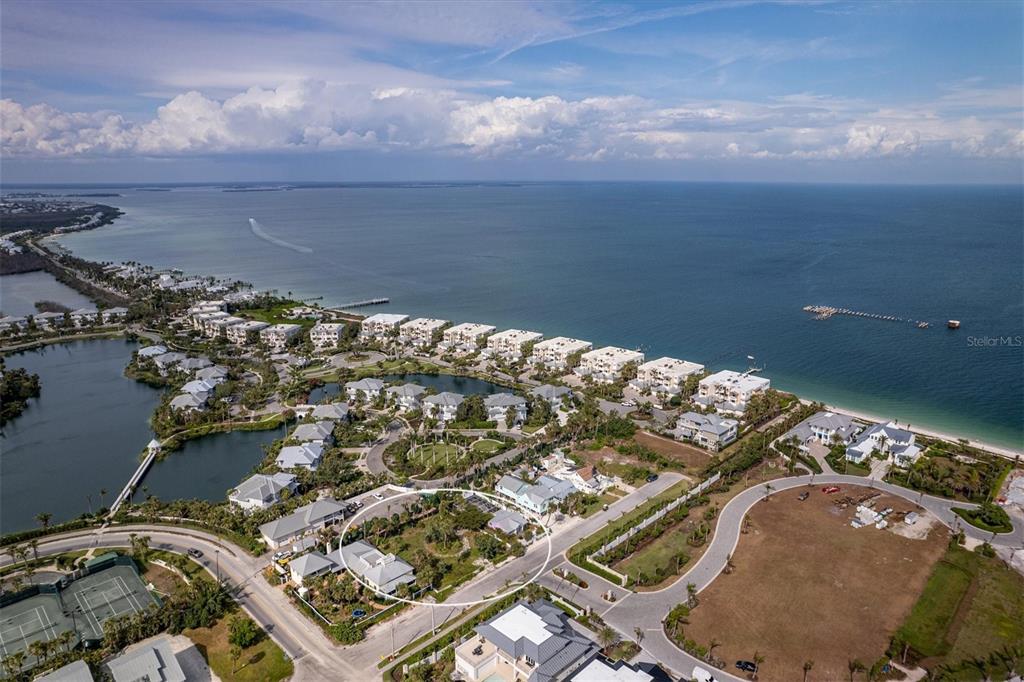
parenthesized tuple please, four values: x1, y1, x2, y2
(486, 329, 543, 360)
(423, 392, 465, 423)
(310, 322, 347, 350)
(528, 337, 592, 370)
(672, 412, 739, 451)
(398, 317, 449, 349)
(441, 322, 496, 352)
(359, 313, 409, 341)
(259, 323, 302, 350)
(575, 346, 644, 383)
(208, 315, 245, 338)
(226, 320, 269, 345)
(631, 356, 704, 395)
(455, 599, 597, 682)
(485, 393, 528, 425)
(695, 370, 770, 416)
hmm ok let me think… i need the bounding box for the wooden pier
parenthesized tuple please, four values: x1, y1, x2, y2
(803, 305, 930, 328)
(332, 297, 389, 309)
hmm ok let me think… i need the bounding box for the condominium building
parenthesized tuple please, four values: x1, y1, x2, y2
(192, 310, 228, 332)
(441, 322, 496, 352)
(486, 329, 543, 360)
(226, 320, 269, 345)
(207, 315, 245, 338)
(575, 346, 644, 383)
(310, 322, 348, 350)
(528, 337, 592, 370)
(695, 370, 770, 415)
(359, 313, 409, 341)
(259, 323, 302, 350)
(631, 356, 704, 395)
(398, 317, 449, 349)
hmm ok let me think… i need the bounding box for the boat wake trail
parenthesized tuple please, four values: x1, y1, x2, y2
(248, 218, 312, 254)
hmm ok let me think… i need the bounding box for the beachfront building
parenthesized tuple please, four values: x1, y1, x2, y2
(276, 442, 325, 471)
(782, 411, 861, 452)
(528, 337, 592, 371)
(259, 323, 303, 350)
(485, 393, 528, 426)
(310, 322, 348, 350)
(454, 599, 597, 682)
(530, 384, 573, 412)
(423, 392, 465, 423)
(336, 540, 416, 594)
(226, 320, 269, 345)
(386, 383, 427, 412)
(229, 472, 298, 512)
(486, 329, 543, 361)
(359, 313, 409, 341)
(672, 412, 739, 451)
(846, 421, 921, 467)
(290, 420, 336, 444)
(398, 317, 449, 349)
(631, 357, 704, 396)
(345, 377, 386, 402)
(575, 346, 644, 383)
(441, 322, 496, 353)
(258, 498, 347, 549)
(695, 370, 770, 416)
(495, 475, 575, 514)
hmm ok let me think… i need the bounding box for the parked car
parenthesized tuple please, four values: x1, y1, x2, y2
(187, 548, 203, 559)
(373, 493, 385, 501)
(798, 491, 810, 501)
(736, 661, 758, 673)
(822, 486, 841, 494)
(646, 473, 659, 482)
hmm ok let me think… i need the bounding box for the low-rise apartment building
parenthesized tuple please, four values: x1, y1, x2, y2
(207, 315, 245, 338)
(441, 322, 496, 352)
(398, 317, 449, 349)
(695, 370, 770, 415)
(672, 412, 739, 451)
(528, 337, 592, 370)
(310, 322, 347, 350)
(359, 313, 409, 341)
(575, 346, 644, 383)
(226, 320, 269, 345)
(486, 329, 543, 361)
(259, 323, 302, 350)
(631, 356, 704, 395)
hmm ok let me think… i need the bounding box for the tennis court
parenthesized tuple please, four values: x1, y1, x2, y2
(0, 595, 68, 658)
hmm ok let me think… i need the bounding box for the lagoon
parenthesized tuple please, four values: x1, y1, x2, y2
(0, 270, 95, 317)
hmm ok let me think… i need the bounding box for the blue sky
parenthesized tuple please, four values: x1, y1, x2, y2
(1, 0, 1021, 183)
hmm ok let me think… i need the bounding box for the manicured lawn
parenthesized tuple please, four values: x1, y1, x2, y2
(581, 492, 622, 518)
(522, 423, 545, 434)
(239, 303, 316, 329)
(613, 521, 692, 584)
(185, 616, 293, 682)
(470, 438, 503, 454)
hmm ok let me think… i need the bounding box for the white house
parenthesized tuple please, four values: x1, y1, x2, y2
(485, 393, 528, 426)
(259, 323, 302, 350)
(70, 308, 99, 327)
(101, 307, 128, 323)
(311, 403, 350, 421)
(258, 498, 347, 549)
(137, 344, 168, 359)
(195, 365, 229, 385)
(310, 322, 348, 350)
(695, 370, 770, 415)
(495, 475, 575, 514)
(289, 551, 337, 586)
(337, 540, 416, 594)
(152, 351, 186, 374)
(359, 313, 409, 341)
(846, 422, 921, 467)
(229, 473, 297, 511)
(566, 654, 671, 682)
(423, 392, 465, 423)
(631, 357, 704, 395)
(398, 317, 449, 349)
(575, 346, 644, 383)
(34, 312, 66, 329)
(345, 377, 386, 402)
(782, 411, 861, 452)
(226, 320, 269, 345)
(672, 411, 739, 451)
(276, 442, 325, 470)
(528, 337, 592, 370)
(181, 379, 216, 395)
(488, 509, 528, 535)
(486, 329, 543, 361)
(107, 636, 187, 682)
(386, 383, 427, 411)
(169, 392, 206, 412)
(290, 420, 336, 444)
(441, 322, 495, 352)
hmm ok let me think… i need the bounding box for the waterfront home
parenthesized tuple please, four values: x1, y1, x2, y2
(0, 315, 28, 332)
(289, 551, 338, 586)
(152, 351, 186, 374)
(181, 379, 216, 395)
(528, 336, 592, 370)
(488, 509, 528, 535)
(575, 346, 644, 383)
(194, 365, 229, 384)
(106, 635, 186, 682)
(441, 322, 496, 352)
(359, 313, 409, 341)
(631, 356, 704, 396)
(284, 305, 324, 320)
(694, 370, 770, 416)
(208, 315, 245, 337)
(485, 393, 528, 426)
(310, 322, 348, 350)
(276, 442, 325, 470)
(486, 329, 544, 361)
(101, 307, 128, 322)
(398, 317, 449, 349)
(345, 377, 386, 402)
(530, 384, 573, 411)
(386, 383, 427, 412)
(229, 472, 298, 512)
(566, 654, 673, 682)
(34, 311, 67, 329)
(336, 540, 416, 594)
(290, 420, 336, 444)
(672, 412, 739, 451)
(454, 599, 597, 682)
(177, 356, 213, 373)
(846, 421, 921, 467)
(226, 320, 269, 345)
(170, 392, 207, 412)
(259, 323, 303, 350)
(312, 403, 350, 421)
(782, 411, 861, 452)
(70, 308, 99, 327)
(258, 497, 347, 549)
(495, 475, 575, 514)
(423, 391, 465, 423)
(137, 344, 168, 359)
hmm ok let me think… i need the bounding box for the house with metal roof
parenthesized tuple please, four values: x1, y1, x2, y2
(423, 392, 465, 423)
(336, 540, 416, 594)
(106, 635, 186, 682)
(846, 421, 921, 467)
(290, 420, 336, 444)
(672, 411, 739, 451)
(386, 383, 427, 411)
(229, 472, 297, 512)
(781, 411, 862, 451)
(36, 659, 94, 682)
(530, 384, 573, 411)
(345, 378, 386, 402)
(488, 509, 528, 535)
(258, 498, 347, 549)
(566, 653, 673, 682)
(169, 392, 207, 412)
(495, 475, 575, 514)
(276, 442, 325, 470)
(289, 551, 338, 586)
(485, 393, 528, 425)
(312, 402, 350, 421)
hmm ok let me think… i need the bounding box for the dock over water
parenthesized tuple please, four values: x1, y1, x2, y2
(803, 305, 931, 328)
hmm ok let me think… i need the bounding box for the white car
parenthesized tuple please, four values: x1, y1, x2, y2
(373, 493, 385, 500)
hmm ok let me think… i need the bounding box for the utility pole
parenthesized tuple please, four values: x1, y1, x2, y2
(215, 549, 220, 583)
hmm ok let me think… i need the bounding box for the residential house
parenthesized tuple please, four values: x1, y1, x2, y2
(169, 393, 206, 412)
(530, 385, 573, 411)
(566, 654, 673, 682)
(177, 356, 212, 374)
(276, 442, 325, 471)
(181, 379, 216, 396)
(846, 422, 921, 467)
(336, 540, 416, 594)
(0, 316, 28, 333)
(695, 370, 770, 416)
(398, 317, 449, 349)
(630, 357, 704, 396)
(34, 311, 67, 329)
(70, 308, 99, 327)
(359, 313, 409, 341)
(106, 636, 186, 682)
(259, 323, 302, 350)
(488, 509, 528, 535)
(229, 473, 297, 512)
(672, 412, 739, 451)
(566, 465, 611, 494)
(495, 475, 575, 514)
(100, 307, 128, 323)
(310, 322, 348, 350)
(36, 659, 94, 681)
(290, 420, 336, 444)
(311, 403, 350, 421)
(782, 411, 861, 452)
(226, 320, 269, 345)
(575, 346, 644, 383)
(386, 383, 427, 412)
(423, 392, 465, 423)
(152, 351, 186, 374)
(486, 329, 544, 361)
(194, 365, 229, 385)
(441, 322, 495, 353)
(289, 551, 337, 586)
(137, 344, 168, 359)
(528, 337, 592, 370)
(454, 599, 597, 682)
(258, 498, 347, 549)
(485, 393, 528, 426)
(345, 378, 386, 402)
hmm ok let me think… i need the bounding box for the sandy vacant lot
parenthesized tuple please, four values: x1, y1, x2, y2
(684, 486, 946, 681)
(635, 430, 713, 469)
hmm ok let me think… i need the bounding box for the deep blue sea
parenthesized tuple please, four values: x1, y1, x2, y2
(8, 182, 1023, 448)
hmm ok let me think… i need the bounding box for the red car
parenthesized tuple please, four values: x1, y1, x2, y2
(822, 486, 840, 494)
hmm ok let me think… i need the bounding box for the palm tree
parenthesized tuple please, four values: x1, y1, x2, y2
(762, 482, 774, 501)
(28, 639, 47, 665)
(803, 660, 814, 682)
(752, 651, 765, 680)
(1, 651, 25, 678)
(686, 582, 699, 607)
(35, 512, 52, 530)
(597, 626, 619, 655)
(28, 539, 39, 564)
(633, 627, 644, 646)
(708, 638, 721, 661)
(230, 644, 243, 673)
(848, 658, 866, 682)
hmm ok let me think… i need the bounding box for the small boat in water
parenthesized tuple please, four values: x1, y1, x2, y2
(947, 320, 961, 329)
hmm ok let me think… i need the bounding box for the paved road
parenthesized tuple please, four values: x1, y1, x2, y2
(365, 419, 409, 475)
